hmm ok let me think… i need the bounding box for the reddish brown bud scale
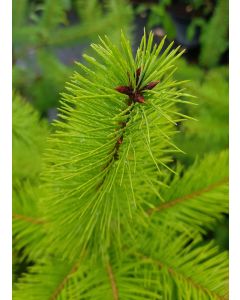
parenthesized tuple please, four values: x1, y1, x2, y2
(115, 86, 133, 96)
(137, 96, 145, 103)
(134, 93, 145, 103)
(143, 81, 160, 90)
(115, 67, 159, 105)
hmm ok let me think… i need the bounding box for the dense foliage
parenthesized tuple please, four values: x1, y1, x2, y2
(13, 30, 228, 299)
(12, 0, 228, 298)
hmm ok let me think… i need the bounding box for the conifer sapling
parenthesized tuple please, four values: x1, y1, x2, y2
(13, 32, 228, 300)
(41, 31, 189, 260)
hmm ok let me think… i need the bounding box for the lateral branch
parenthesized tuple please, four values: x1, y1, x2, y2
(138, 253, 228, 300)
(97, 67, 160, 190)
(148, 177, 229, 216)
(49, 262, 80, 300)
(12, 213, 45, 225)
(106, 262, 119, 300)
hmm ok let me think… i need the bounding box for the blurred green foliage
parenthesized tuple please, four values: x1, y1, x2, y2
(173, 57, 229, 251)
(12, 92, 49, 184)
(13, 0, 133, 113)
(199, 0, 229, 67)
(174, 58, 228, 165)
(12, 92, 49, 282)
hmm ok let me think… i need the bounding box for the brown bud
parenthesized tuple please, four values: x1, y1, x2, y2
(134, 93, 145, 103)
(115, 86, 133, 96)
(143, 81, 160, 90)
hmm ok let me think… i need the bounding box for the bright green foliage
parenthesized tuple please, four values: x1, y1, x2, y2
(200, 0, 228, 67)
(13, 229, 228, 300)
(13, 253, 162, 300)
(13, 33, 228, 299)
(135, 229, 228, 300)
(150, 151, 229, 234)
(12, 93, 48, 271)
(41, 31, 189, 260)
(13, 181, 46, 261)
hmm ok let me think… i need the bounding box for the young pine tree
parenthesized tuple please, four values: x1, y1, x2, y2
(13, 32, 228, 299)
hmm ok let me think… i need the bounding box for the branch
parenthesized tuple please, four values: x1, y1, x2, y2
(49, 262, 79, 300)
(96, 103, 135, 191)
(106, 263, 119, 300)
(137, 253, 228, 300)
(12, 213, 45, 225)
(97, 68, 160, 192)
(148, 177, 229, 216)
